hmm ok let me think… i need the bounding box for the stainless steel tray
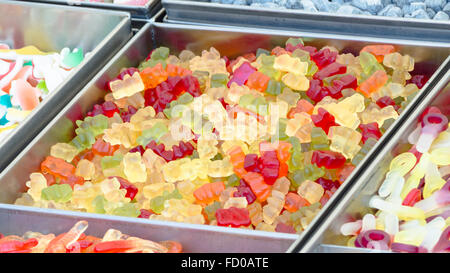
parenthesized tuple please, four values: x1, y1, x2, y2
(0, 0, 132, 172)
(162, 0, 450, 43)
(16, 0, 162, 19)
(289, 72, 450, 253)
(0, 204, 296, 252)
(0, 20, 449, 253)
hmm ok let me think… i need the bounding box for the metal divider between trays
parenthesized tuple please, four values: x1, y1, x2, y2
(288, 60, 450, 253)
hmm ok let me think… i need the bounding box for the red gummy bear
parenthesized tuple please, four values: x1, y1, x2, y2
(227, 62, 256, 88)
(311, 48, 338, 69)
(233, 179, 257, 204)
(359, 123, 382, 143)
(311, 107, 339, 134)
(109, 176, 138, 200)
(311, 150, 347, 169)
(314, 62, 347, 81)
(215, 207, 251, 228)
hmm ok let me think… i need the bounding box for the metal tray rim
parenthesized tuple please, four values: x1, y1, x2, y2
(163, 0, 450, 26)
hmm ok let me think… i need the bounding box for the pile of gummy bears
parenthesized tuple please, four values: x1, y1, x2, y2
(0, 220, 182, 253)
(340, 105, 449, 253)
(0, 44, 85, 142)
(15, 38, 429, 235)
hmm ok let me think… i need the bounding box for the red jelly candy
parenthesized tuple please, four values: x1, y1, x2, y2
(402, 188, 422, 207)
(260, 150, 280, 185)
(215, 207, 251, 228)
(233, 179, 257, 204)
(120, 105, 138, 123)
(227, 62, 256, 88)
(311, 48, 338, 69)
(244, 154, 260, 172)
(311, 107, 339, 134)
(306, 79, 328, 103)
(407, 74, 428, 89)
(311, 150, 346, 169)
(316, 177, 340, 191)
(109, 176, 138, 200)
(359, 123, 382, 143)
(314, 62, 347, 81)
(138, 209, 155, 219)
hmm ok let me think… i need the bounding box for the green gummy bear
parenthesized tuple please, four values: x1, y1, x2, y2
(92, 195, 107, 214)
(151, 47, 170, 61)
(265, 80, 283, 96)
(210, 73, 229, 88)
(288, 164, 325, 189)
(352, 137, 377, 166)
(277, 118, 289, 141)
(204, 201, 221, 221)
(101, 153, 123, 170)
(286, 37, 304, 47)
(62, 48, 84, 68)
(75, 114, 109, 137)
(139, 59, 167, 71)
(71, 129, 96, 151)
(150, 189, 182, 214)
(226, 174, 240, 188)
(41, 184, 73, 203)
(111, 203, 140, 218)
(164, 93, 193, 119)
(310, 127, 330, 151)
(256, 48, 270, 58)
(137, 122, 169, 147)
(359, 52, 385, 77)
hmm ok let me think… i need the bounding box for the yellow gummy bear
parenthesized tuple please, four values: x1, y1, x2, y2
(26, 173, 48, 201)
(75, 159, 96, 180)
(208, 158, 234, 178)
(360, 104, 399, 128)
(383, 52, 414, 71)
(281, 72, 310, 91)
(50, 143, 79, 162)
(328, 126, 362, 159)
(123, 152, 147, 183)
(100, 178, 129, 203)
(273, 54, 308, 75)
(110, 72, 145, 100)
(103, 123, 140, 149)
(143, 182, 175, 200)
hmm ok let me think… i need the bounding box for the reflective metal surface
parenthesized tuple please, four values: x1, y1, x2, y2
(163, 0, 450, 43)
(14, 0, 162, 19)
(0, 0, 132, 171)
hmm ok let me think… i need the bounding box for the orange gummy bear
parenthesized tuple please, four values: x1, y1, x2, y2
(41, 156, 76, 180)
(193, 181, 226, 206)
(246, 71, 270, 92)
(284, 192, 310, 213)
(242, 172, 271, 202)
(360, 45, 396, 63)
(92, 138, 119, 157)
(356, 70, 388, 97)
(287, 99, 314, 118)
(140, 63, 168, 89)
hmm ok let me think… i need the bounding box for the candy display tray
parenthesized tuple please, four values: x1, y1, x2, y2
(0, 0, 132, 172)
(16, 0, 162, 19)
(162, 0, 450, 43)
(0, 20, 449, 253)
(289, 73, 450, 253)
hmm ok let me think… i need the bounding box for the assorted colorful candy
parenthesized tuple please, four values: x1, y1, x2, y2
(0, 44, 85, 142)
(0, 220, 182, 253)
(15, 38, 429, 235)
(340, 106, 449, 252)
(210, 0, 450, 20)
